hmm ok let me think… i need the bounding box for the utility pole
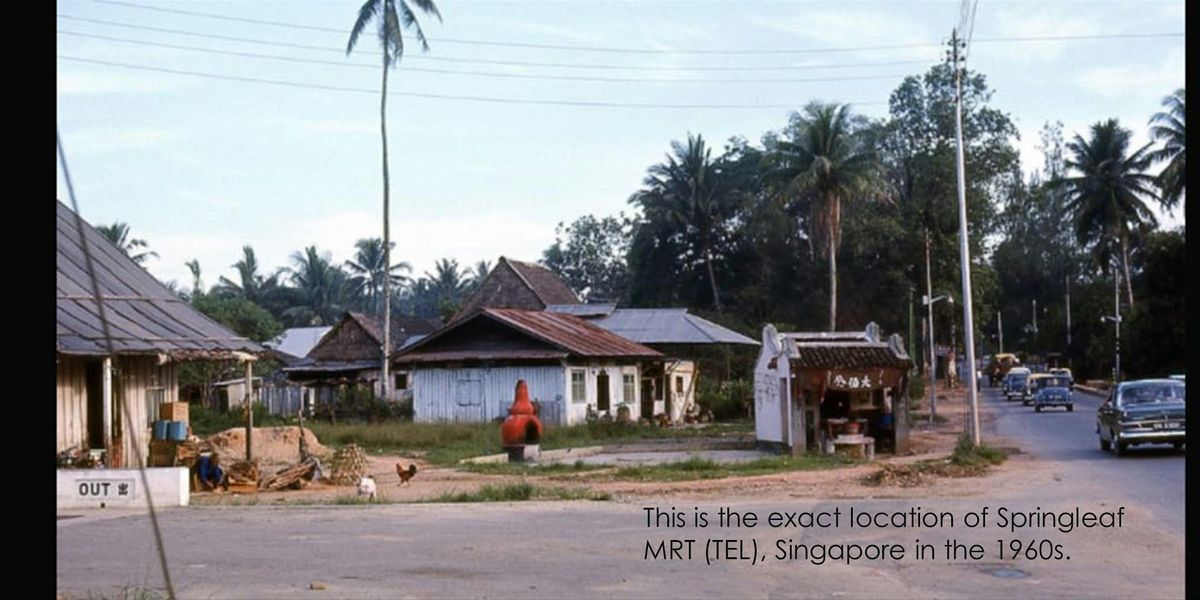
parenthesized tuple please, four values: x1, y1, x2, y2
(925, 230, 936, 423)
(908, 286, 916, 364)
(950, 28, 981, 446)
(1065, 275, 1072, 370)
(997, 311, 1003, 354)
(1032, 299, 1038, 336)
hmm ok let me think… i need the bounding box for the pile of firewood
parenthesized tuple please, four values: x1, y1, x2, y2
(259, 456, 320, 491)
(226, 460, 260, 491)
(327, 444, 369, 486)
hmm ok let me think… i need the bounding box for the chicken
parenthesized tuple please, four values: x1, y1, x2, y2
(396, 463, 418, 486)
(356, 476, 377, 501)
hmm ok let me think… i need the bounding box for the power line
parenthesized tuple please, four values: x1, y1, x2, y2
(58, 15, 943, 72)
(57, 31, 923, 85)
(85, 0, 934, 55)
(57, 55, 887, 109)
(82, 0, 1184, 53)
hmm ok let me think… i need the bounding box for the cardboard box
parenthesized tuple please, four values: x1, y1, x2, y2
(159, 402, 189, 424)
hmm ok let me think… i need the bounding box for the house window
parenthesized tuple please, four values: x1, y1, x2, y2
(394, 372, 409, 390)
(675, 376, 685, 394)
(570, 370, 586, 404)
(146, 366, 165, 427)
(623, 374, 636, 404)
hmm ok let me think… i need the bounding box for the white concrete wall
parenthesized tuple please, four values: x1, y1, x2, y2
(565, 362, 640, 425)
(754, 325, 784, 443)
(58, 467, 189, 509)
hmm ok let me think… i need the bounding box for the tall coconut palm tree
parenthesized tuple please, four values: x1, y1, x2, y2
(185, 259, 203, 299)
(284, 246, 352, 326)
(347, 0, 441, 398)
(629, 133, 732, 313)
(763, 102, 888, 331)
(345, 237, 411, 314)
(1148, 88, 1185, 213)
(466, 259, 492, 291)
(216, 246, 285, 308)
(1055, 119, 1158, 309)
(97, 222, 159, 265)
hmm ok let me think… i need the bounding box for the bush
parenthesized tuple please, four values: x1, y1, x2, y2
(697, 378, 752, 420)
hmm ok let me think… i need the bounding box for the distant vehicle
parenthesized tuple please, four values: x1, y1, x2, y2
(1004, 368, 1031, 401)
(1049, 367, 1074, 388)
(1023, 373, 1053, 405)
(1097, 378, 1186, 455)
(1033, 375, 1074, 412)
(989, 353, 1021, 387)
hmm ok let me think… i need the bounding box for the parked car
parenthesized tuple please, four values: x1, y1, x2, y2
(1023, 373, 1052, 405)
(1097, 378, 1186, 456)
(1033, 375, 1074, 412)
(1003, 368, 1031, 401)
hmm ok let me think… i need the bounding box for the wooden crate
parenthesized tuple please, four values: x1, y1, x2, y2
(149, 439, 178, 467)
(159, 402, 189, 424)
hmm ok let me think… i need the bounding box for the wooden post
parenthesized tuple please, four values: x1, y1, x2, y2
(102, 356, 113, 457)
(245, 360, 254, 462)
(792, 385, 807, 457)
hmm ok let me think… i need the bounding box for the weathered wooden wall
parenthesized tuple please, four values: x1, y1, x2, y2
(56, 356, 88, 452)
(413, 365, 566, 424)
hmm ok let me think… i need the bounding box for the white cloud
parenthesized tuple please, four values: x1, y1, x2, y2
(1076, 48, 1185, 98)
(56, 69, 182, 95)
(744, 10, 937, 61)
(63, 127, 181, 154)
(989, 6, 1103, 61)
(297, 119, 378, 136)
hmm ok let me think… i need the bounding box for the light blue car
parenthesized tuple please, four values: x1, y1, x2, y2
(1033, 375, 1074, 412)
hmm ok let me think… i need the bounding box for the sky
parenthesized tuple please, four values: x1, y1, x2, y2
(56, 0, 1186, 290)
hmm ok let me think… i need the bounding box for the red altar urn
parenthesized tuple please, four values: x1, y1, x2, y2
(501, 380, 543, 449)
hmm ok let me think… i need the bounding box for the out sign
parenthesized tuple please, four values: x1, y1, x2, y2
(76, 479, 136, 501)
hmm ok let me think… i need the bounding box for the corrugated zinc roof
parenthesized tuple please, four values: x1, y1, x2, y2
(56, 200, 263, 357)
(266, 326, 332, 359)
(583, 308, 758, 345)
(545, 303, 617, 317)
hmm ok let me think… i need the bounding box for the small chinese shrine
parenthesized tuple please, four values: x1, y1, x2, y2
(753, 322, 912, 457)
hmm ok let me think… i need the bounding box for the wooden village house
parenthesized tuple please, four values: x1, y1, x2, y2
(545, 304, 758, 421)
(282, 311, 441, 409)
(56, 200, 262, 466)
(754, 323, 912, 457)
(393, 308, 663, 425)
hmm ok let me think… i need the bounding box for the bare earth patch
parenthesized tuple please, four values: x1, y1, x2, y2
(193, 385, 1025, 506)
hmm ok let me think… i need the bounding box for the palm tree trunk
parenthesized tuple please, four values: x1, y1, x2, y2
(379, 57, 392, 402)
(828, 196, 840, 331)
(829, 233, 837, 331)
(705, 249, 722, 314)
(1120, 233, 1134, 309)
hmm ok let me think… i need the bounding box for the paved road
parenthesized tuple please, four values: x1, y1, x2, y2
(57, 388, 1186, 599)
(980, 383, 1185, 532)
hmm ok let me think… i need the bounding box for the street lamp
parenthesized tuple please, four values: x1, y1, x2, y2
(1102, 314, 1121, 384)
(922, 293, 953, 425)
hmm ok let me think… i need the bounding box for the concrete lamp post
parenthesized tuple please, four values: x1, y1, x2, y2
(922, 293, 953, 425)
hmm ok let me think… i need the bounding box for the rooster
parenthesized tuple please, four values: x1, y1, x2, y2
(396, 463, 418, 486)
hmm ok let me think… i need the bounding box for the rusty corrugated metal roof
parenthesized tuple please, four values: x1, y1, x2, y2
(396, 350, 569, 364)
(394, 308, 662, 362)
(484, 308, 662, 358)
(775, 322, 911, 370)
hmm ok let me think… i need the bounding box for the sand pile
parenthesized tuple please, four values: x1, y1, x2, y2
(207, 426, 329, 465)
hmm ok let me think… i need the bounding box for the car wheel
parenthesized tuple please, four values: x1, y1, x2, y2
(1067, 404, 1074, 412)
(1099, 437, 1110, 451)
(1114, 440, 1128, 456)
(1172, 442, 1184, 452)
(1035, 406, 1042, 413)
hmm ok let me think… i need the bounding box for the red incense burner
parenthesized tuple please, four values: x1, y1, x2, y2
(501, 380, 542, 461)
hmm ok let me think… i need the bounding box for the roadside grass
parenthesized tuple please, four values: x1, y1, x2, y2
(863, 436, 1012, 487)
(422, 481, 611, 503)
(306, 419, 754, 466)
(909, 412, 950, 425)
(587, 454, 858, 482)
(460, 459, 606, 476)
(74, 586, 166, 600)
